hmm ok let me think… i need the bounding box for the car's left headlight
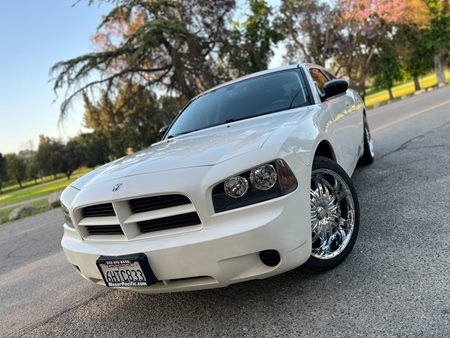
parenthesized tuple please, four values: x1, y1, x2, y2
(61, 203, 74, 228)
(212, 159, 298, 213)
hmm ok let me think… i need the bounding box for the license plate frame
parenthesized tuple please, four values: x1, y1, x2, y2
(96, 253, 158, 287)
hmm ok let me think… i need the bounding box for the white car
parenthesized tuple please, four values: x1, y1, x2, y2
(61, 64, 374, 293)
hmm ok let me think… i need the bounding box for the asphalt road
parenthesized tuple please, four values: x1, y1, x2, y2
(1, 86, 450, 337)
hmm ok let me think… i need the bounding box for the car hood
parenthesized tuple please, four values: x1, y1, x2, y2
(71, 110, 307, 190)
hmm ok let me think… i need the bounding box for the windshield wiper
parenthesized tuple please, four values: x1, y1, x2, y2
(168, 127, 204, 138)
(224, 116, 255, 124)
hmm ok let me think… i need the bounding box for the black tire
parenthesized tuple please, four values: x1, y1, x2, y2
(358, 114, 375, 166)
(304, 156, 360, 271)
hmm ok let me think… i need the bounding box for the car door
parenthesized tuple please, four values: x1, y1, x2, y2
(309, 67, 360, 174)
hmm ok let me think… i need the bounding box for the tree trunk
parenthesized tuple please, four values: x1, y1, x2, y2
(413, 76, 421, 91)
(18, 181, 23, 189)
(434, 53, 446, 86)
(388, 87, 394, 100)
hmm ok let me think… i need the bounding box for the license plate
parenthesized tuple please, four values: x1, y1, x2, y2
(96, 253, 158, 287)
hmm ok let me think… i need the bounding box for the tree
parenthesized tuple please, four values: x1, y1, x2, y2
(425, 0, 449, 85)
(0, 153, 7, 193)
(36, 136, 65, 179)
(83, 83, 168, 158)
(370, 43, 404, 99)
(52, 0, 236, 120)
(222, 0, 284, 77)
(158, 95, 181, 123)
(397, 26, 434, 91)
(18, 149, 40, 184)
(26, 154, 40, 184)
(280, 0, 342, 66)
(5, 154, 26, 189)
(335, 0, 430, 95)
(281, 0, 430, 95)
(61, 140, 85, 179)
(73, 133, 109, 168)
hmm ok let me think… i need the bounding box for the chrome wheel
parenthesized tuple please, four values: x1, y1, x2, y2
(310, 168, 355, 260)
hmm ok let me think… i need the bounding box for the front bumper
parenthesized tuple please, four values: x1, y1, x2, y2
(62, 190, 311, 293)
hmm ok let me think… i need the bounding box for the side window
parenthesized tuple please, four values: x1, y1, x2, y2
(309, 68, 329, 95)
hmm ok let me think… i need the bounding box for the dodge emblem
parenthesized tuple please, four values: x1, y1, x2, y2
(112, 183, 123, 192)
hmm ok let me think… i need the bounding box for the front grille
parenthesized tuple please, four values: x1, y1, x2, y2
(129, 194, 191, 214)
(82, 203, 115, 217)
(137, 212, 201, 233)
(85, 224, 123, 236)
(78, 194, 201, 239)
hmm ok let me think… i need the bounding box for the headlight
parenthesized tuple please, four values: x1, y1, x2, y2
(212, 159, 298, 213)
(250, 164, 277, 190)
(224, 176, 249, 198)
(61, 203, 74, 228)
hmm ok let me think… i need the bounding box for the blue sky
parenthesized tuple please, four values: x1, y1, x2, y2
(0, 0, 284, 154)
(0, 0, 112, 154)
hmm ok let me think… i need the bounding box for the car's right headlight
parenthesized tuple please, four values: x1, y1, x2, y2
(212, 159, 298, 213)
(61, 203, 74, 228)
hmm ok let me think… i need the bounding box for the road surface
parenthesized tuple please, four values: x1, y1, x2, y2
(1, 86, 450, 337)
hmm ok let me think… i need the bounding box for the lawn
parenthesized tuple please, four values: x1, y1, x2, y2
(0, 198, 50, 224)
(365, 69, 450, 107)
(0, 167, 91, 207)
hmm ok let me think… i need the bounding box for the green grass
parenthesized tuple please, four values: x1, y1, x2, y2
(365, 69, 450, 108)
(0, 167, 91, 207)
(0, 198, 50, 224)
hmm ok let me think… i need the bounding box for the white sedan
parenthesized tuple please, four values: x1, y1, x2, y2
(60, 64, 374, 293)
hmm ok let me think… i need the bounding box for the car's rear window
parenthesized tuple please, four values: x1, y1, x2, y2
(167, 69, 311, 137)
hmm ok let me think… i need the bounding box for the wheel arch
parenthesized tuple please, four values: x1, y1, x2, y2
(313, 140, 336, 161)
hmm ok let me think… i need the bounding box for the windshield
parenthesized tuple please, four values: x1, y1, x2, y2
(167, 69, 311, 137)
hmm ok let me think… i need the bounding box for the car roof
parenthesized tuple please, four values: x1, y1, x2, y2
(197, 63, 320, 98)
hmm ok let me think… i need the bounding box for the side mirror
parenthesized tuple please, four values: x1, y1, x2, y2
(159, 125, 169, 137)
(322, 79, 348, 100)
